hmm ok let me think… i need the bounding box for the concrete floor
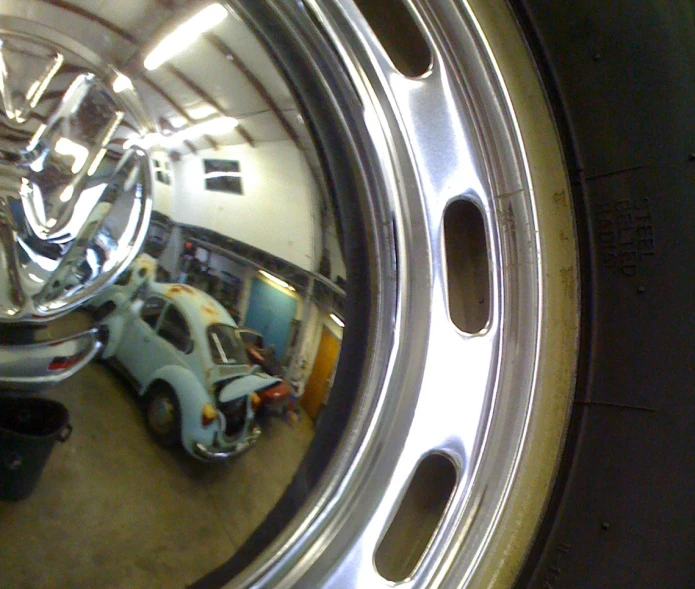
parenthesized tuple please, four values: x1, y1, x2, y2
(0, 362, 314, 589)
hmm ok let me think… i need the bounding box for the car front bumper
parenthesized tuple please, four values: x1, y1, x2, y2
(192, 424, 262, 461)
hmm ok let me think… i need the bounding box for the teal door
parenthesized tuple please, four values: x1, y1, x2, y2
(244, 278, 297, 358)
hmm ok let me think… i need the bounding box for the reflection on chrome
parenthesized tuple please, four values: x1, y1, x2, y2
(0, 36, 151, 322)
(0, 3, 349, 585)
(0, 4, 346, 405)
(0, 34, 151, 322)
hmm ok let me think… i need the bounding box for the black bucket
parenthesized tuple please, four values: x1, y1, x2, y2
(0, 396, 72, 501)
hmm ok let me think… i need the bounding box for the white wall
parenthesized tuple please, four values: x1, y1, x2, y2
(151, 149, 173, 218)
(169, 141, 320, 271)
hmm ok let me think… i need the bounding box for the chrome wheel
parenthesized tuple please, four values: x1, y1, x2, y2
(222, 0, 580, 587)
(0, 0, 580, 586)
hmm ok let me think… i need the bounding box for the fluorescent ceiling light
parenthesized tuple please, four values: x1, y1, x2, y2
(55, 137, 89, 174)
(330, 313, 345, 328)
(168, 116, 188, 130)
(173, 116, 238, 142)
(123, 132, 160, 150)
(187, 104, 217, 120)
(259, 270, 295, 291)
(124, 117, 238, 150)
(144, 4, 228, 71)
(112, 74, 133, 94)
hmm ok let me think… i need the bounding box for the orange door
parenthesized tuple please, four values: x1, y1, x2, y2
(302, 328, 341, 420)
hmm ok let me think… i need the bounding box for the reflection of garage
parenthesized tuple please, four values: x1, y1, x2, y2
(302, 326, 342, 420)
(0, 2, 349, 588)
(245, 277, 297, 358)
(0, 362, 313, 589)
(1, 97, 347, 589)
(0, 265, 344, 587)
(148, 219, 347, 418)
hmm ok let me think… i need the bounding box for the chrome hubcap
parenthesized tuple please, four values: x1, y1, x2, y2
(0, 28, 151, 322)
(0, 1, 580, 587)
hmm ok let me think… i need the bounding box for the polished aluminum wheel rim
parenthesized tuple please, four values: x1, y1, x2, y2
(0, 0, 579, 585)
(226, 0, 580, 587)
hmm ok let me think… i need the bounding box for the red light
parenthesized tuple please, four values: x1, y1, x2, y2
(48, 353, 84, 371)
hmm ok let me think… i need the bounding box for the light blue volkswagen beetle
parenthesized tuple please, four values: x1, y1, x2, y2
(100, 281, 282, 461)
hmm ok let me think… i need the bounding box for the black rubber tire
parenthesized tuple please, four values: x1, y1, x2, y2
(509, 1, 695, 587)
(143, 383, 182, 448)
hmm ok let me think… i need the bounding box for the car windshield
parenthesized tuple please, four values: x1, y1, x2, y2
(240, 330, 263, 348)
(207, 324, 247, 365)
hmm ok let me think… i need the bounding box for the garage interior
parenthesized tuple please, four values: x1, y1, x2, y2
(0, 2, 348, 588)
(0, 362, 315, 589)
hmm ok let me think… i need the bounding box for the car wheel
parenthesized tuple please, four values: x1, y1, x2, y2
(144, 383, 181, 447)
(2, 1, 689, 587)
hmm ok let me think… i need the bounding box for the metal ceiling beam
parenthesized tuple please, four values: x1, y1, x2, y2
(140, 78, 190, 121)
(39, 0, 254, 150)
(165, 65, 226, 114)
(164, 64, 254, 148)
(138, 79, 216, 152)
(203, 32, 299, 145)
(203, 134, 219, 150)
(234, 124, 254, 148)
(40, 0, 139, 43)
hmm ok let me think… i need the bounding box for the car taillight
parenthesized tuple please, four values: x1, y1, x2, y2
(48, 353, 84, 371)
(201, 403, 217, 427)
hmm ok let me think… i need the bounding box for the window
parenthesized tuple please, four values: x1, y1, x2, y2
(154, 159, 171, 185)
(208, 324, 247, 365)
(158, 306, 192, 353)
(204, 159, 242, 194)
(141, 296, 166, 329)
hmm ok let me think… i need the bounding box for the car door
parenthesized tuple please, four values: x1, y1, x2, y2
(116, 295, 166, 384)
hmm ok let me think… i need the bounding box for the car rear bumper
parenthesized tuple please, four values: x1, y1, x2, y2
(192, 424, 262, 461)
(0, 328, 102, 391)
